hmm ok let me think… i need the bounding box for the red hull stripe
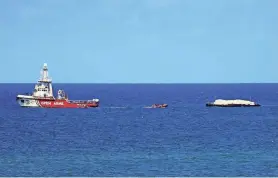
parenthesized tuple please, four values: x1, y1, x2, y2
(38, 100, 99, 108)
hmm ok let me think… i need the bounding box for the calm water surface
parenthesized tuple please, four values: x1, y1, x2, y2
(0, 84, 277, 176)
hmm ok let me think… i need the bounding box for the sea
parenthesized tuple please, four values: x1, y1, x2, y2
(0, 83, 277, 177)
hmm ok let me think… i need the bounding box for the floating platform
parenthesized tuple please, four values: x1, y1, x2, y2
(206, 99, 260, 107)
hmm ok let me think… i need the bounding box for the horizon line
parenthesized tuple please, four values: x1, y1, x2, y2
(0, 82, 277, 84)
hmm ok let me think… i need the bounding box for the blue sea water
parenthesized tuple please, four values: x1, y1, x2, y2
(0, 83, 278, 176)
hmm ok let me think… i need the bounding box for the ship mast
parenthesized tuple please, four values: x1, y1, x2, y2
(39, 63, 52, 83)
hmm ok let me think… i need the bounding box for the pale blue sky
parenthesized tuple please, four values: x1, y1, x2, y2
(0, 0, 277, 83)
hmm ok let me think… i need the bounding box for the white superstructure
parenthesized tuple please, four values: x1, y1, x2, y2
(16, 63, 55, 107)
(33, 63, 54, 98)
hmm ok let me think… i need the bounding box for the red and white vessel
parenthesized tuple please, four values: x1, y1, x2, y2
(16, 63, 100, 108)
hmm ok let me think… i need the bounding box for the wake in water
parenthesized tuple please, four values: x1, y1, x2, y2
(107, 106, 128, 109)
(143, 106, 153, 108)
(101, 106, 161, 109)
(102, 104, 169, 109)
(101, 106, 129, 109)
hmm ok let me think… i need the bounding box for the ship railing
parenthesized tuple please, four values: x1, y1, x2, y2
(68, 100, 86, 103)
(68, 100, 97, 103)
(38, 77, 52, 83)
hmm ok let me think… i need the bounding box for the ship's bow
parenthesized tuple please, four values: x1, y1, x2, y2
(16, 94, 39, 107)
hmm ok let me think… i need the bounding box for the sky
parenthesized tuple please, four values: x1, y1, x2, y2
(0, 0, 277, 83)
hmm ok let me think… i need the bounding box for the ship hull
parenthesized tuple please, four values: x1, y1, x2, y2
(16, 96, 99, 108)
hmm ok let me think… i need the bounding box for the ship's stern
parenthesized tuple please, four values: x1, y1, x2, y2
(88, 98, 100, 107)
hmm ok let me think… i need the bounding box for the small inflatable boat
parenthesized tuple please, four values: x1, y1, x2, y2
(151, 104, 168, 108)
